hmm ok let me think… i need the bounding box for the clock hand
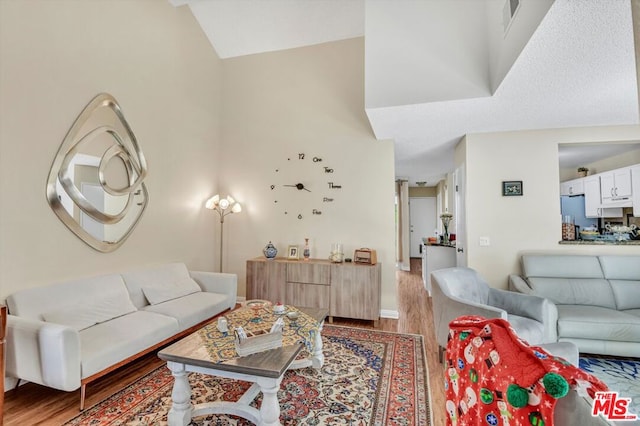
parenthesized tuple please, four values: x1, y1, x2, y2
(283, 183, 311, 192)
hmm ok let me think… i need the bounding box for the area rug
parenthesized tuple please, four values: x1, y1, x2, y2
(580, 355, 640, 421)
(65, 325, 430, 425)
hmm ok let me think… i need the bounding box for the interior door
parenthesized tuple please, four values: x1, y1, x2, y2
(454, 164, 467, 267)
(409, 197, 436, 258)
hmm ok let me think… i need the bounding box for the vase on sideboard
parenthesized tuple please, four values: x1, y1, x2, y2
(263, 241, 277, 259)
(303, 238, 310, 261)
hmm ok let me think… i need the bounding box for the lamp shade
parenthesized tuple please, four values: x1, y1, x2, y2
(218, 198, 230, 210)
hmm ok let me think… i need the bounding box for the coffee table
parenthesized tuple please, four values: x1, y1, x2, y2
(158, 305, 328, 426)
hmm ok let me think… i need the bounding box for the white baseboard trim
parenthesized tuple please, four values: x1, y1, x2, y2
(237, 296, 246, 303)
(396, 262, 410, 271)
(380, 309, 399, 319)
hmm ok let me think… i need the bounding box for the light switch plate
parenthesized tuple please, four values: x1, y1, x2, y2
(479, 237, 491, 246)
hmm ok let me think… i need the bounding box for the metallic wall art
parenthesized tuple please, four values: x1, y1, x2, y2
(46, 93, 148, 252)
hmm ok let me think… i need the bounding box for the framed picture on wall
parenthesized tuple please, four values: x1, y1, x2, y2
(502, 180, 523, 196)
(287, 245, 299, 260)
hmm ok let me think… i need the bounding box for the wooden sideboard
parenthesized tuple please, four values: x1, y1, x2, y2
(246, 258, 381, 325)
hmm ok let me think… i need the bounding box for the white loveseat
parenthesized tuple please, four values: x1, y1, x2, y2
(509, 254, 640, 357)
(5, 262, 237, 409)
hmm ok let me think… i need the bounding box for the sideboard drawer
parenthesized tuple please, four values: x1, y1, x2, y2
(286, 262, 330, 285)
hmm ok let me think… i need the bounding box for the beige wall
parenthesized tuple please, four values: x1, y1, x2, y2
(219, 38, 398, 313)
(0, 1, 223, 300)
(559, 146, 640, 181)
(459, 125, 640, 289)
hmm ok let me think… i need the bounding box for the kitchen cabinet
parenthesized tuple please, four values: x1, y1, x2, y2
(423, 244, 456, 295)
(584, 176, 623, 218)
(600, 167, 632, 204)
(560, 178, 584, 196)
(246, 258, 381, 323)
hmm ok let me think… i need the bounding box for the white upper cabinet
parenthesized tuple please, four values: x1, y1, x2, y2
(560, 178, 584, 196)
(584, 176, 623, 218)
(600, 167, 633, 204)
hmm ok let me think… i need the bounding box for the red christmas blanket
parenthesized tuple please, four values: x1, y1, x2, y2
(445, 316, 608, 426)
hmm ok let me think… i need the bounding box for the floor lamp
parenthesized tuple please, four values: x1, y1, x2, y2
(205, 194, 242, 272)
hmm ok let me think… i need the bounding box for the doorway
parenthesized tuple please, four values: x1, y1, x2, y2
(409, 197, 436, 258)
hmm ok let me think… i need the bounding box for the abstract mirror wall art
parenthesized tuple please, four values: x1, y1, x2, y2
(46, 93, 149, 252)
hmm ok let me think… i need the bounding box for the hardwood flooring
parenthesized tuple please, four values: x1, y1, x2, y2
(3, 258, 445, 425)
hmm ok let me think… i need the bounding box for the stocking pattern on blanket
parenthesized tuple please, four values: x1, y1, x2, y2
(445, 316, 609, 426)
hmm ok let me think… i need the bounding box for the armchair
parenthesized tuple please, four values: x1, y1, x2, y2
(431, 267, 558, 360)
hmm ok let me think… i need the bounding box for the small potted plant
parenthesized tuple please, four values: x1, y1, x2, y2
(577, 167, 589, 177)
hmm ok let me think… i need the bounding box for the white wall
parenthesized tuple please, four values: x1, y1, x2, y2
(559, 147, 640, 180)
(486, 0, 554, 93)
(458, 125, 640, 288)
(365, 0, 490, 108)
(219, 38, 398, 313)
(0, 1, 223, 299)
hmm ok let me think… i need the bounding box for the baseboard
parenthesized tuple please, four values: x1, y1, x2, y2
(396, 262, 411, 272)
(237, 296, 246, 303)
(380, 309, 399, 319)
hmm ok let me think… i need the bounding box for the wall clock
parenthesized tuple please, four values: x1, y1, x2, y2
(270, 153, 342, 219)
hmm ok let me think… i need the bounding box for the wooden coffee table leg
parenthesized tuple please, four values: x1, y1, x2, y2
(256, 377, 282, 426)
(166, 361, 193, 426)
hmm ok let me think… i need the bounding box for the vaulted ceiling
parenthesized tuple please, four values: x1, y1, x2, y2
(172, 0, 639, 187)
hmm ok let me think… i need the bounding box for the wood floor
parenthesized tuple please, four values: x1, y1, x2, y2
(3, 258, 445, 426)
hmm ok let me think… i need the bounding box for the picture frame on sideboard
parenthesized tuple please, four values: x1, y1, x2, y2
(287, 245, 299, 260)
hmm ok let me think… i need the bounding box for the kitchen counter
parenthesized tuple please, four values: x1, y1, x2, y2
(559, 240, 640, 245)
(426, 243, 456, 248)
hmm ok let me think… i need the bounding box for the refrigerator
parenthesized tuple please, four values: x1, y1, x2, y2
(560, 195, 598, 230)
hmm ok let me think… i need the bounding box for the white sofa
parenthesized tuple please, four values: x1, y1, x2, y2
(509, 254, 640, 357)
(5, 262, 237, 409)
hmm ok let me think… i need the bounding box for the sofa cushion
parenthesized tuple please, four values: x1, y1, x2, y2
(522, 255, 604, 279)
(526, 277, 616, 309)
(141, 278, 201, 305)
(557, 305, 640, 343)
(80, 311, 178, 379)
(6, 273, 129, 321)
(598, 255, 640, 280)
(121, 262, 194, 309)
(608, 280, 640, 311)
(143, 291, 229, 330)
(624, 308, 640, 318)
(42, 292, 137, 331)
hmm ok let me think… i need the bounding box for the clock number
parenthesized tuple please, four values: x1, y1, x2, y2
(298, 153, 305, 160)
(328, 182, 342, 189)
(270, 185, 275, 190)
(324, 167, 334, 173)
(298, 214, 303, 219)
(313, 157, 323, 162)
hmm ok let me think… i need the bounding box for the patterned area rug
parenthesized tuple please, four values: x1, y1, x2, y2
(65, 325, 430, 425)
(580, 355, 640, 422)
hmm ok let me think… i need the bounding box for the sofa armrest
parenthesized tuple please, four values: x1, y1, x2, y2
(6, 315, 81, 391)
(190, 271, 237, 310)
(431, 283, 507, 349)
(508, 274, 533, 293)
(488, 288, 558, 342)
